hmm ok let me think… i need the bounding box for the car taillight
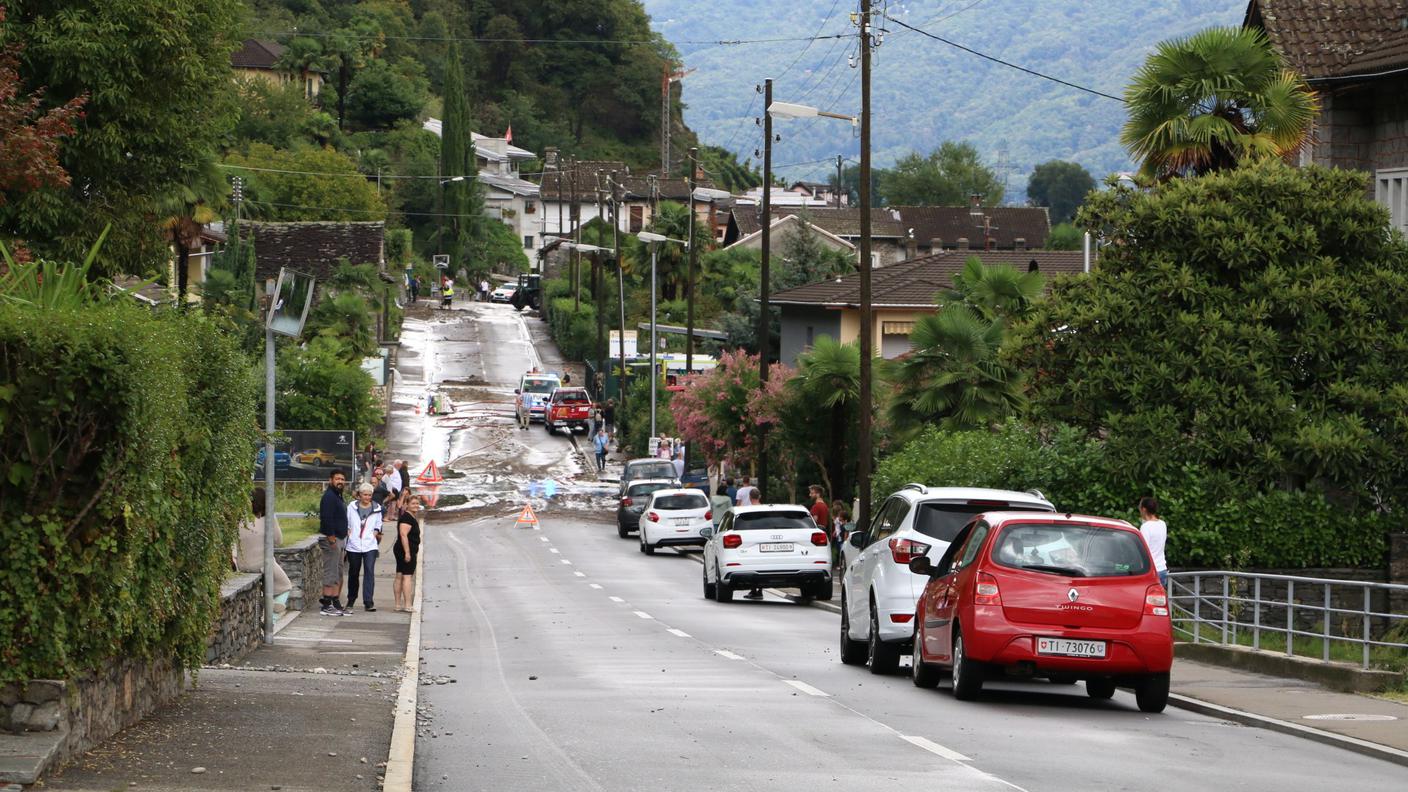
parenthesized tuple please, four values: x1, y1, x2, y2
(974, 572, 1002, 606)
(811, 531, 828, 547)
(889, 537, 931, 564)
(704, 511, 712, 521)
(646, 511, 660, 523)
(722, 534, 742, 548)
(621, 497, 633, 507)
(1145, 584, 1169, 617)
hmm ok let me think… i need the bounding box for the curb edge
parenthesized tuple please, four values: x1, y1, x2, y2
(382, 533, 425, 791)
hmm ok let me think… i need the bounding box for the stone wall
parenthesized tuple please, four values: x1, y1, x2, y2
(1312, 77, 1408, 173)
(205, 573, 264, 665)
(275, 535, 323, 612)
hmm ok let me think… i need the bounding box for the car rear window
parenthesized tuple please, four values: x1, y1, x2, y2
(523, 379, 557, 394)
(554, 390, 589, 403)
(733, 513, 815, 531)
(914, 501, 1052, 543)
(654, 494, 708, 510)
(628, 482, 672, 498)
(990, 524, 1151, 578)
(629, 462, 676, 480)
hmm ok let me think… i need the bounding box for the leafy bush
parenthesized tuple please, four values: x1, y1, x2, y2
(276, 336, 382, 440)
(875, 422, 1388, 569)
(546, 293, 600, 363)
(0, 301, 257, 681)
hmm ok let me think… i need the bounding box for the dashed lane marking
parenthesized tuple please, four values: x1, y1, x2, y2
(560, 559, 573, 565)
(539, 536, 549, 542)
(609, 596, 625, 603)
(573, 571, 586, 577)
(714, 650, 744, 660)
(633, 611, 654, 620)
(549, 548, 560, 554)
(899, 735, 971, 763)
(667, 628, 691, 638)
(784, 680, 830, 697)
(589, 583, 603, 589)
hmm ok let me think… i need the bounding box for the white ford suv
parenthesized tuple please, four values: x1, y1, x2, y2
(840, 484, 1055, 673)
(702, 505, 833, 602)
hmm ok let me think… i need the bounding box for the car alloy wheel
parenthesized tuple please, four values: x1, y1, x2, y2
(867, 600, 900, 675)
(951, 628, 984, 701)
(702, 564, 716, 599)
(714, 566, 733, 602)
(839, 593, 867, 666)
(911, 621, 940, 688)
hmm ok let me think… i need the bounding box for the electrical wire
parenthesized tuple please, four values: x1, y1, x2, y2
(249, 29, 853, 48)
(881, 13, 1126, 102)
(774, 0, 846, 85)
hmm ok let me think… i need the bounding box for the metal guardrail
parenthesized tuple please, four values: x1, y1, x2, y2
(1167, 570, 1408, 670)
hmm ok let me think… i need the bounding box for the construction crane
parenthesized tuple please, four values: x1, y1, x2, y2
(661, 64, 695, 178)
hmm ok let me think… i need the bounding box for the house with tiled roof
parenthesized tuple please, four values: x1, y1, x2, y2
(769, 249, 1091, 364)
(231, 39, 322, 99)
(1245, 0, 1408, 233)
(892, 200, 1051, 252)
(726, 214, 857, 258)
(244, 221, 385, 287)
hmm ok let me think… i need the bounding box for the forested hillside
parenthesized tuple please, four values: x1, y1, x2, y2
(644, 0, 1243, 199)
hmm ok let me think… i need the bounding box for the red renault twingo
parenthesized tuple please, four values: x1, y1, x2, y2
(908, 512, 1173, 712)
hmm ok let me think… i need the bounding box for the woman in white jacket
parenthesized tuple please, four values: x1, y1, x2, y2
(345, 483, 385, 612)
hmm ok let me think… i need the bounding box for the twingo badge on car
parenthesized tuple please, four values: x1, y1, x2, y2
(908, 511, 1173, 713)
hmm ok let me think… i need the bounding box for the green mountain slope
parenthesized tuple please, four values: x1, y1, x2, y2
(644, 0, 1243, 199)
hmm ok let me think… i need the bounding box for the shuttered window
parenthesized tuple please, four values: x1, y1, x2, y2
(1376, 168, 1408, 236)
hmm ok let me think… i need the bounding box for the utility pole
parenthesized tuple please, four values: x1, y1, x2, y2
(685, 146, 698, 374)
(595, 171, 607, 391)
(570, 160, 581, 311)
(836, 155, 844, 209)
(610, 171, 627, 420)
(757, 78, 773, 499)
(857, 0, 876, 539)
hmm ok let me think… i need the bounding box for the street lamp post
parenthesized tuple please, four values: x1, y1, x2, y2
(637, 231, 688, 438)
(857, 0, 876, 535)
(686, 181, 731, 374)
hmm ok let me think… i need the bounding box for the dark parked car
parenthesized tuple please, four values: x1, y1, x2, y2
(619, 458, 680, 496)
(617, 479, 678, 538)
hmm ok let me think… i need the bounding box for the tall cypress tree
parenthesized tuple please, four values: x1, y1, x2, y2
(440, 43, 480, 276)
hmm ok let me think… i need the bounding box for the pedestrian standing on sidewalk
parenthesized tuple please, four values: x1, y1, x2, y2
(744, 488, 765, 599)
(409, 276, 419, 303)
(385, 460, 404, 522)
(394, 494, 423, 612)
(318, 470, 350, 616)
(672, 442, 685, 480)
(808, 485, 830, 530)
(479, 278, 490, 302)
(345, 484, 384, 612)
(592, 427, 610, 472)
(734, 476, 753, 506)
(604, 399, 616, 434)
(236, 488, 292, 614)
(1139, 497, 1169, 588)
(441, 278, 454, 309)
(829, 499, 850, 571)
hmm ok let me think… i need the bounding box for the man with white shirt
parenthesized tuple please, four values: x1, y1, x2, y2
(1138, 497, 1168, 588)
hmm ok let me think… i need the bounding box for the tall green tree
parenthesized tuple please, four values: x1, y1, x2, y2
(879, 142, 1004, 207)
(440, 42, 481, 274)
(224, 143, 386, 222)
(1014, 162, 1408, 505)
(888, 257, 1042, 436)
(1026, 161, 1095, 224)
(1, 0, 242, 276)
(1121, 26, 1318, 179)
(785, 336, 861, 500)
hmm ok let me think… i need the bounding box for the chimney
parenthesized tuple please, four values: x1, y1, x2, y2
(956, 237, 970, 250)
(930, 237, 943, 252)
(906, 236, 918, 260)
(1014, 237, 1026, 251)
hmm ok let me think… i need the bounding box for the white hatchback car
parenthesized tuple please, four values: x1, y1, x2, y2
(840, 484, 1055, 673)
(638, 489, 713, 555)
(702, 505, 833, 602)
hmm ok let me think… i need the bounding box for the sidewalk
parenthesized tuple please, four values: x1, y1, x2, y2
(39, 537, 414, 792)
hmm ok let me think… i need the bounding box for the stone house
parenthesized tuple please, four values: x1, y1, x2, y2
(724, 213, 857, 259)
(1246, 0, 1408, 234)
(231, 39, 323, 100)
(770, 249, 1089, 365)
(243, 221, 385, 286)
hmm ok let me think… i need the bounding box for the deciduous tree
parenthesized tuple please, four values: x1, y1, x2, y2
(879, 142, 1003, 207)
(1026, 160, 1094, 224)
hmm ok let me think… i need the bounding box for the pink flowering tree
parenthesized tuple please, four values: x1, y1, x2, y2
(670, 349, 763, 472)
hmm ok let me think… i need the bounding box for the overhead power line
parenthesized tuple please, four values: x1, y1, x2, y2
(249, 29, 853, 48)
(881, 14, 1126, 103)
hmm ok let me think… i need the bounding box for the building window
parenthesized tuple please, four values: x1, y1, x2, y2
(805, 326, 814, 348)
(525, 200, 536, 214)
(524, 236, 534, 249)
(881, 321, 915, 335)
(1376, 168, 1408, 236)
(629, 205, 644, 233)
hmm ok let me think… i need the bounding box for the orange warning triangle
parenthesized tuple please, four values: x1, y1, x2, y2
(514, 503, 539, 527)
(417, 460, 444, 484)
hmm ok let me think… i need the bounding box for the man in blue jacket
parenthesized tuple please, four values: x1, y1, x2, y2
(319, 469, 350, 615)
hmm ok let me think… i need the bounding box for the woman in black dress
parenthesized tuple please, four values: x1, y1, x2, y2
(393, 494, 423, 612)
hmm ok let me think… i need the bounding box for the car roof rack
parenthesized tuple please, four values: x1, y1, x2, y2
(902, 483, 928, 494)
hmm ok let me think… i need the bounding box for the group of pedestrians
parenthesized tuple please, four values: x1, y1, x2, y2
(317, 461, 423, 616)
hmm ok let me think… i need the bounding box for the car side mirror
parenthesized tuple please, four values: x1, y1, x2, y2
(699, 526, 714, 539)
(908, 556, 937, 577)
(847, 532, 866, 549)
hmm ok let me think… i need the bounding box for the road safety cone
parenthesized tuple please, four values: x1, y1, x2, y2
(417, 460, 445, 484)
(514, 503, 539, 529)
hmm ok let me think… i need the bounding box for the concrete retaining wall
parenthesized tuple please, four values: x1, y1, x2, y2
(206, 573, 264, 665)
(1176, 642, 1403, 693)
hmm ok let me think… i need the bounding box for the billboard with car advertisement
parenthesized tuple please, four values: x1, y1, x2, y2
(254, 430, 357, 482)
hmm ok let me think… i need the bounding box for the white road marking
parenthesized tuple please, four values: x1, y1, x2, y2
(714, 650, 744, 660)
(560, 559, 572, 565)
(784, 680, 830, 697)
(589, 583, 603, 589)
(667, 628, 691, 638)
(609, 596, 625, 603)
(573, 571, 586, 577)
(900, 735, 972, 763)
(276, 636, 355, 644)
(633, 611, 653, 620)
(549, 548, 560, 554)
(540, 536, 550, 542)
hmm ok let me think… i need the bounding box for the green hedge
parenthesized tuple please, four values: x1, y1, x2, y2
(0, 302, 257, 681)
(546, 293, 600, 363)
(874, 422, 1390, 569)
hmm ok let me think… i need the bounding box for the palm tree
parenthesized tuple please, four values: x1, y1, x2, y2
(788, 336, 861, 498)
(942, 255, 1044, 321)
(888, 306, 1026, 434)
(1121, 27, 1318, 179)
(158, 160, 227, 305)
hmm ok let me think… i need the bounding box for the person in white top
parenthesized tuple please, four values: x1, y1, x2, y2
(734, 476, 755, 506)
(1138, 496, 1168, 588)
(345, 484, 385, 611)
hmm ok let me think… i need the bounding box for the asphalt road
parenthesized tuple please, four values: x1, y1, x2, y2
(412, 306, 1407, 791)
